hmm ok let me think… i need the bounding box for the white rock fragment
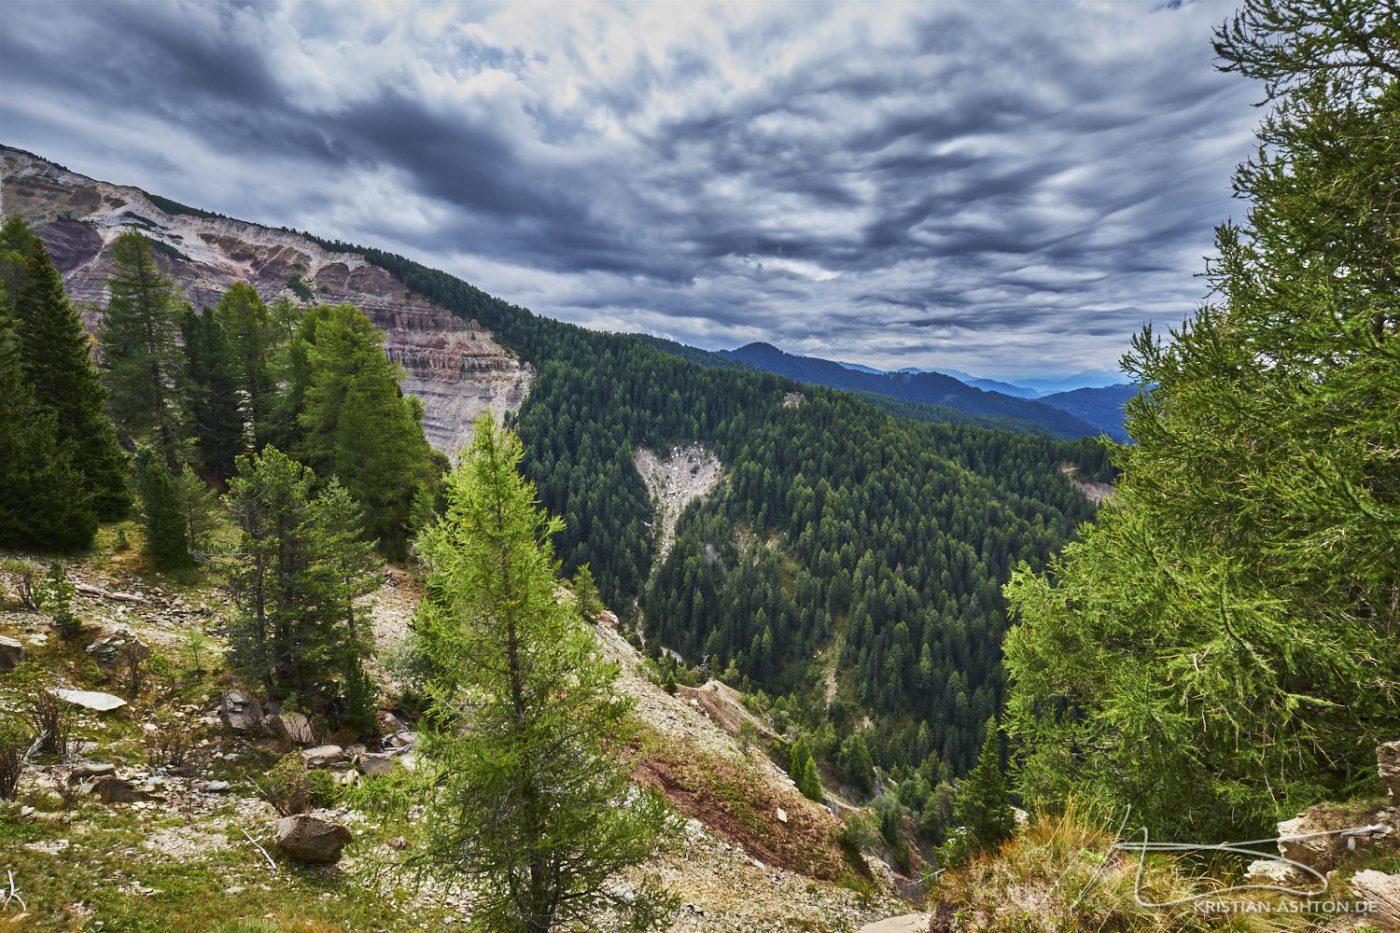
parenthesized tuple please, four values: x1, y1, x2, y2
(53, 688, 127, 711)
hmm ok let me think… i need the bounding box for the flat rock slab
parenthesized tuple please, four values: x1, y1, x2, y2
(67, 762, 117, 784)
(53, 688, 127, 711)
(859, 915, 932, 933)
(356, 753, 399, 778)
(301, 745, 344, 768)
(1349, 870, 1400, 929)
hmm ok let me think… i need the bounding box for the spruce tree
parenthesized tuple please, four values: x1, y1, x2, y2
(950, 725, 1015, 856)
(226, 448, 376, 705)
(409, 419, 674, 932)
(13, 238, 130, 518)
(100, 231, 187, 465)
(790, 737, 824, 802)
(215, 283, 278, 447)
(839, 732, 876, 797)
(0, 282, 96, 551)
(309, 478, 380, 733)
(182, 307, 243, 480)
(226, 446, 328, 699)
(133, 447, 191, 570)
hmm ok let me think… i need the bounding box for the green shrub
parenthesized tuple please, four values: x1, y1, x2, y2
(255, 752, 310, 816)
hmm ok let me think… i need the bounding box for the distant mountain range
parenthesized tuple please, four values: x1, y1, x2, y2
(838, 360, 1123, 398)
(713, 342, 1136, 440)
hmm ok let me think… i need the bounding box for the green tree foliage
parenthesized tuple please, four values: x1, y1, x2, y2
(8, 230, 129, 517)
(838, 732, 877, 798)
(181, 306, 244, 480)
(303, 225, 1110, 782)
(1003, 0, 1399, 837)
(789, 737, 824, 802)
(100, 231, 188, 464)
(310, 478, 381, 733)
(0, 215, 38, 297)
(942, 725, 1015, 864)
(410, 419, 673, 932)
(290, 304, 437, 559)
(215, 283, 280, 447)
(570, 563, 604, 622)
(173, 464, 221, 556)
(225, 447, 376, 706)
(0, 280, 95, 551)
(133, 447, 191, 570)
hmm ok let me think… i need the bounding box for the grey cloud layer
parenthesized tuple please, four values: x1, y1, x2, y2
(0, 0, 1259, 378)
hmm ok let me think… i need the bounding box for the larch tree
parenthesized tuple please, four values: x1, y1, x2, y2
(1003, 0, 1399, 837)
(407, 418, 674, 932)
(308, 477, 381, 734)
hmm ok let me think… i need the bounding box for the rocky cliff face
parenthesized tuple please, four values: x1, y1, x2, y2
(0, 146, 531, 459)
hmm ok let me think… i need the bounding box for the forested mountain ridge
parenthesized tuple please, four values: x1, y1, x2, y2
(0, 146, 531, 458)
(1, 142, 1111, 781)
(720, 341, 1105, 439)
(632, 332, 1084, 436)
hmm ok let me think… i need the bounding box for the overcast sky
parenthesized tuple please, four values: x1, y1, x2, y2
(0, 0, 1262, 380)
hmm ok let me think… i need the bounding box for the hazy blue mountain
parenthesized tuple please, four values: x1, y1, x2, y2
(720, 342, 1102, 439)
(1037, 383, 1141, 442)
(962, 376, 1040, 398)
(1016, 370, 1125, 395)
(837, 360, 887, 375)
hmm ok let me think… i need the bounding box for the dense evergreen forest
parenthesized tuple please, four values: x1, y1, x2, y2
(298, 231, 1112, 779)
(0, 197, 1114, 789)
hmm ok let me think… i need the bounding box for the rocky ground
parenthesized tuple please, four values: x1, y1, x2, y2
(0, 533, 916, 931)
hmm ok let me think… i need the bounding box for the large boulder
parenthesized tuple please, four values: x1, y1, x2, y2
(356, 752, 399, 778)
(274, 814, 351, 864)
(1277, 806, 1393, 873)
(1379, 740, 1400, 800)
(85, 629, 149, 670)
(218, 689, 264, 733)
(0, 635, 25, 672)
(267, 712, 316, 746)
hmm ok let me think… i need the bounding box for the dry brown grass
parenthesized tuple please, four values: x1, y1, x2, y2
(927, 800, 1306, 932)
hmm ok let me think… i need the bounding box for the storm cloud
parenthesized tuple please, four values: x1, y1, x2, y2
(0, 0, 1261, 379)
